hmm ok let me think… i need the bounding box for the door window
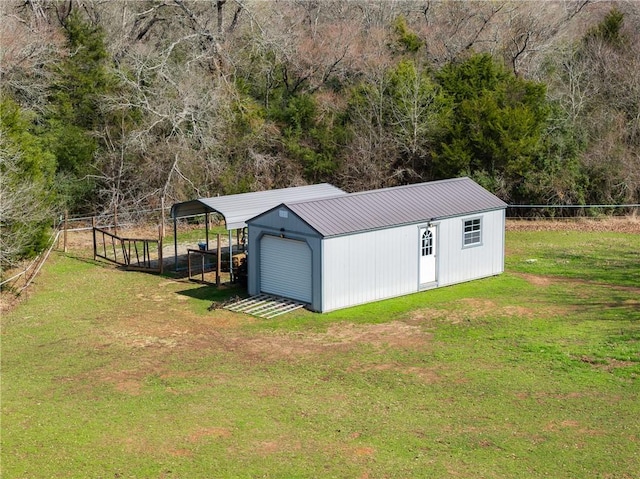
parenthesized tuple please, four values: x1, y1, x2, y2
(421, 229, 433, 256)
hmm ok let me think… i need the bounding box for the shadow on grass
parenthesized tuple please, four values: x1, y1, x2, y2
(555, 250, 639, 287)
(176, 283, 247, 303)
(549, 283, 640, 321)
(64, 252, 114, 269)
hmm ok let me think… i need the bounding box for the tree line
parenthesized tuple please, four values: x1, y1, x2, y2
(1, 0, 639, 268)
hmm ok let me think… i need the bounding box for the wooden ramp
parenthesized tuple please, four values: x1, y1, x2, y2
(225, 294, 305, 319)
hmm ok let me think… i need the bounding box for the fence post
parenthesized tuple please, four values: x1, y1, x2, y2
(161, 197, 166, 239)
(114, 204, 118, 236)
(201, 253, 205, 282)
(92, 217, 97, 260)
(63, 210, 68, 253)
(187, 249, 192, 280)
(158, 224, 163, 275)
(205, 212, 210, 250)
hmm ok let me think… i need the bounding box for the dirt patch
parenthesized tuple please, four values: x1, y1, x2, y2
(456, 298, 502, 319)
(409, 297, 539, 325)
(322, 321, 430, 349)
(114, 378, 144, 396)
(168, 448, 193, 457)
(110, 329, 181, 349)
(89, 319, 434, 392)
(216, 321, 432, 363)
(348, 363, 441, 383)
(97, 366, 162, 396)
(256, 441, 281, 456)
(506, 217, 640, 233)
(254, 438, 302, 457)
(0, 291, 24, 315)
(502, 305, 537, 317)
(579, 356, 638, 372)
(515, 272, 640, 295)
(257, 386, 283, 398)
(543, 420, 603, 436)
(188, 427, 232, 442)
(353, 446, 375, 457)
(517, 273, 553, 287)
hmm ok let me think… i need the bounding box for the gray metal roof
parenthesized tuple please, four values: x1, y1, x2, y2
(283, 177, 507, 237)
(170, 183, 346, 230)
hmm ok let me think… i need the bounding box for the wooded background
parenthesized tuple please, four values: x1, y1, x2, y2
(1, 0, 639, 267)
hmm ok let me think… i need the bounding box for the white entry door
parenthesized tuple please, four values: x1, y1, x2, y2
(419, 226, 436, 284)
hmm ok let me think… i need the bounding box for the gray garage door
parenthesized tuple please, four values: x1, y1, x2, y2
(260, 235, 312, 303)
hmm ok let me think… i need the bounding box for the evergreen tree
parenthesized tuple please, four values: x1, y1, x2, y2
(46, 10, 114, 210)
(434, 53, 549, 200)
(277, 93, 349, 183)
(584, 7, 627, 49)
(0, 100, 57, 267)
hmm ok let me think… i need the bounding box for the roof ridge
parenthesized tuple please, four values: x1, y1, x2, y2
(277, 177, 506, 237)
(284, 177, 471, 207)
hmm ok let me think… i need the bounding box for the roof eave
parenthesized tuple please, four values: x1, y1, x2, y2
(320, 205, 506, 239)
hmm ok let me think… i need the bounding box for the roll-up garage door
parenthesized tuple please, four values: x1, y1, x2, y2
(260, 235, 312, 303)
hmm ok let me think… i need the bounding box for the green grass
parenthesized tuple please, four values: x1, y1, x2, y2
(505, 230, 640, 287)
(2, 230, 639, 478)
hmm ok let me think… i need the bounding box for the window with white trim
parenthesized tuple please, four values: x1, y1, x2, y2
(463, 218, 482, 247)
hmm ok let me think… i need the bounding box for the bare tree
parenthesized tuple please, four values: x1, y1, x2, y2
(0, 142, 53, 270)
(0, 0, 64, 110)
(542, 2, 640, 204)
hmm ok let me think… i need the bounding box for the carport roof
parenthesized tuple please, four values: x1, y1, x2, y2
(170, 183, 346, 230)
(280, 177, 508, 237)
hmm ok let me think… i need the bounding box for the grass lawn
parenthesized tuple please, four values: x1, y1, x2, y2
(1, 229, 639, 478)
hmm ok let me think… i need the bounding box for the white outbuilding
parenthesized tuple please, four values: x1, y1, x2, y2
(246, 177, 507, 312)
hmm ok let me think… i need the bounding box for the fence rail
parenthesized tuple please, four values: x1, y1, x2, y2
(93, 227, 163, 273)
(52, 205, 171, 230)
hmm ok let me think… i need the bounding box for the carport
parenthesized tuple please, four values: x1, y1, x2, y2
(169, 184, 346, 278)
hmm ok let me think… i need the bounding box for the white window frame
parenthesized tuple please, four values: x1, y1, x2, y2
(463, 217, 482, 248)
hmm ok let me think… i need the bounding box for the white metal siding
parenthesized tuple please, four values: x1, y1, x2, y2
(437, 209, 505, 286)
(260, 236, 312, 303)
(321, 225, 418, 312)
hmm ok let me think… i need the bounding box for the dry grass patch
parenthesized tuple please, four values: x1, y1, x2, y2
(515, 272, 640, 295)
(409, 297, 543, 325)
(209, 320, 432, 363)
(322, 321, 431, 349)
(348, 363, 441, 384)
(506, 216, 640, 233)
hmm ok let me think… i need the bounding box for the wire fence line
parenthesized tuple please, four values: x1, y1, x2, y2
(1, 206, 210, 293)
(52, 205, 171, 232)
(0, 229, 62, 292)
(55, 203, 640, 229)
(506, 204, 639, 218)
(2, 202, 638, 295)
(53, 206, 225, 234)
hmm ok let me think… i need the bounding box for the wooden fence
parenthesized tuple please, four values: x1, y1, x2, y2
(93, 226, 163, 274)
